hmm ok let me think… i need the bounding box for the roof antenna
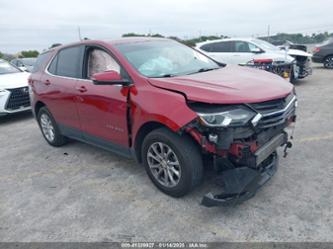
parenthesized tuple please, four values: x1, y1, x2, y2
(78, 26, 82, 41)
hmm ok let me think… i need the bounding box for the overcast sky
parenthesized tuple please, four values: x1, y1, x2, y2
(1, 0, 333, 53)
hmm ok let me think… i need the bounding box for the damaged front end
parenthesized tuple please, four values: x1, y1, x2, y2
(184, 92, 297, 207)
(241, 59, 293, 80)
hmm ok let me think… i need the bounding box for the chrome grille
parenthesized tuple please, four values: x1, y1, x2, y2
(250, 94, 296, 129)
(5, 87, 31, 111)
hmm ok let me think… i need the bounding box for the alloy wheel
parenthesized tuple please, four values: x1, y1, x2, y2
(324, 56, 333, 69)
(147, 142, 181, 188)
(40, 113, 55, 142)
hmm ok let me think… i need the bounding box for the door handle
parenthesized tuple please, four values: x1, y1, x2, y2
(44, 79, 51, 85)
(76, 86, 87, 93)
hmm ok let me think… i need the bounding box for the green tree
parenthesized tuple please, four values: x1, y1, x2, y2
(261, 32, 333, 44)
(122, 33, 146, 37)
(20, 50, 39, 58)
(150, 33, 164, 38)
(122, 33, 165, 38)
(0, 51, 3, 59)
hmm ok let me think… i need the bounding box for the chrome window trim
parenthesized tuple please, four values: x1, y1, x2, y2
(261, 95, 297, 117)
(44, 47, 92, 82)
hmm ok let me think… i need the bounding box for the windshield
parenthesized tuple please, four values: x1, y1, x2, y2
(0, 60, 21, 74)
(21, 58, 37, 66)
(252, 39, 280, 51)
(115, 40, 219, 77)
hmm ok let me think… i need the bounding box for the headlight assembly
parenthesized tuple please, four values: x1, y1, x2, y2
(197, 106, 256, 127)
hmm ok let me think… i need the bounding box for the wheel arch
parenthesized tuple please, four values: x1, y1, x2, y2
(133, 121, 167, 163)
(34, 101, 46, 117)
(324, 54, 333, 61)
(133, 120, 202, 163)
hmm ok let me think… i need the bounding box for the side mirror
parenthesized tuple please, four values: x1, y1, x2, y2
(91, 70, 130, 86)
(251, 47, 264, 54)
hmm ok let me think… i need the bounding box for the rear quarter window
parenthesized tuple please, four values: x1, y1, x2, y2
(48, 55, 58, 75)
(31, 52, 52, 73)
(46, 46, 84, 78)
(55, 46, 83, 78)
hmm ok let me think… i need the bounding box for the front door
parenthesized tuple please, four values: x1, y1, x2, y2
(75, 46, 130, 148)
(230, 41, 256, 64)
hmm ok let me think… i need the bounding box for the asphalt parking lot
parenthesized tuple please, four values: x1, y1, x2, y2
(0, 64, 332, 242)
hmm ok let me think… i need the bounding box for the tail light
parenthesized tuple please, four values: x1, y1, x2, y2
(313, 47, 320, 53)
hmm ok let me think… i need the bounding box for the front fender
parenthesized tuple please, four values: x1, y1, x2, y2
(130, 84, 197, 142)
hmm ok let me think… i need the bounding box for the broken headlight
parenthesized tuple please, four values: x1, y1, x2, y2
(197, 106, 256, 127)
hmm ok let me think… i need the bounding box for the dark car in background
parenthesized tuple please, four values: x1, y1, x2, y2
(11, 57, 37, 72)
(312, 39, 333, 69)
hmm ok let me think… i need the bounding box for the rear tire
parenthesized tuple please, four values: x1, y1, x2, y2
(37, 106, 67, 147)
(142, 127, 203, 197)
(323, 55, 333, 69)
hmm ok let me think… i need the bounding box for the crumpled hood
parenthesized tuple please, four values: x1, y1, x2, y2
(0, 72, 30, 89)
(148, 65, 293, 104)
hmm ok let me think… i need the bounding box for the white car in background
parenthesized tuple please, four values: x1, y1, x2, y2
(0, 59, 31, 116)
(10, 57, 37, 72)
(196, 38, 312, 81)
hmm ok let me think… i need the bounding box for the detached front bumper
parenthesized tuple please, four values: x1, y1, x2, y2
(201, 152, 278, 207)
(201, 131, 288, 207)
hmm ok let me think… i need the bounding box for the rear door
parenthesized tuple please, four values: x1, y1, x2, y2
(74, 45, 130, 149)
(39, 45, 84, 133)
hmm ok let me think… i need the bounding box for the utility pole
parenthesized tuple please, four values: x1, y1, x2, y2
(267, 25, 270, 41)
(78, 26, 82, 41)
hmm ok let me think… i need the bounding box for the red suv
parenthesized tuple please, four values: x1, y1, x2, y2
(29, 38, 296, 207)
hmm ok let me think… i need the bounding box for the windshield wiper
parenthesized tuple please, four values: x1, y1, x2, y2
(187, 67, 219, 75)
(153, 73, 176, 78)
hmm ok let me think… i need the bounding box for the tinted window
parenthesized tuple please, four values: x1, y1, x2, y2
(48, 55, 58, 74)
(11, 59, 18, 66)
(55, 46, 83, 78)
(234, 41, 251, 52)
(202, 41, 233, 53)
(31, 52, 51, 73)
(21, 58, 36, 66)
(200, 44, 214, 52)
(248, 42, 260, 52)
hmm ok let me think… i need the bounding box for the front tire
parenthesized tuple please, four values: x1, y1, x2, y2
(142, 127, 203, 197)
(323, 55, 333, 69)
(37, 107, 67, 146)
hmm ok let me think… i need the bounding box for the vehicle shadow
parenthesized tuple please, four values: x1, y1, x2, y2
(0, 111, 33, 125)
